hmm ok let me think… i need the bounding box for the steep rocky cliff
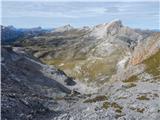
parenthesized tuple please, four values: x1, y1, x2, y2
(130, 33, 160, 65)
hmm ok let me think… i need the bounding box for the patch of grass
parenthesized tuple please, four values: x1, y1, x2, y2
(153, 93, 159, 98)
(123, 75, 138, 83)
(43, 59, 85, 79)
(111, 102, 123, 113)
(102, 101, 124, 114)
(84, 95, 108, 103)
(123, 83, 137, 89)
(136, 95, 150, 100)
(44, 57, 117, 83)
(117, 96, 127, 99)
(43, 47, 125, 84)
(102, 101, 110, 109)
(44, 59, 77, 69)
(130, 107, 145, 113)
(136, 108, 145, 113)
(111, 102, 123, 110)
(115, 114, 125, 119)
(143, 51, 160, 77)
(115, 109, 122, 113)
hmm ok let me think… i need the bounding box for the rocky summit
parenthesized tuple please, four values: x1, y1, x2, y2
(1, 20, 160, 120)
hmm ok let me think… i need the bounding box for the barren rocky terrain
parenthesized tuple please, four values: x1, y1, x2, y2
(1, 20, 160, 120)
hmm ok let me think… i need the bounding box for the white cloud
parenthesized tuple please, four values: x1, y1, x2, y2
(2, 1, 158, 19)
(2, 2, 107, 18)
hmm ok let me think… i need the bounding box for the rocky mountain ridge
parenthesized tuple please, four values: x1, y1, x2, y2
(15, 20, 156, 84)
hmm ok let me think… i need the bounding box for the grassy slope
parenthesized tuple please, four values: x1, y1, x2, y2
(43, 48, 125, 84)
(143, 50, 160, 79)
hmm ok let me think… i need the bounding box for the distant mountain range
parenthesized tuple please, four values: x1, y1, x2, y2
(1, 25, 52, 44)
(1, 23, 159, 44)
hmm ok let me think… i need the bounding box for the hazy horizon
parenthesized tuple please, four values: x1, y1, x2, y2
(1, 1, 159, 29)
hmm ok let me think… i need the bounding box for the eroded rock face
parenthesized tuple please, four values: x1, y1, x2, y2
(90, 19, 123, 38)
(130, 33, 160, 65)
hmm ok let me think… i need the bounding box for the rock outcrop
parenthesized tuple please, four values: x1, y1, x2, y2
(130, 33, 160, 65)
(54, 24, 74, 32)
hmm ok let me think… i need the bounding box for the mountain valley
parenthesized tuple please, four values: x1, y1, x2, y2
(1, 20, 160, 120)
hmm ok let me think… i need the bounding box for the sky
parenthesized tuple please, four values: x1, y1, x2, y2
(1, 0, 160, 29)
